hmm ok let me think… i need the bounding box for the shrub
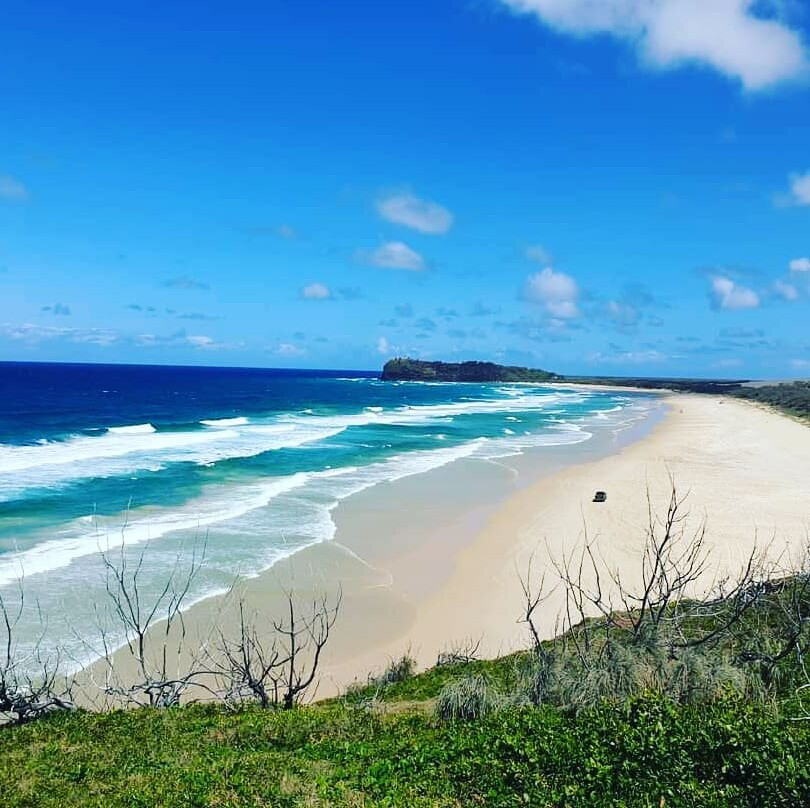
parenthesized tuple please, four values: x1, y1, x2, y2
(370, 653, 417, 687)
(436, 674, 501, 722)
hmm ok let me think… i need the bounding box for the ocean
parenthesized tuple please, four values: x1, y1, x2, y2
(0, 361, 661, 667)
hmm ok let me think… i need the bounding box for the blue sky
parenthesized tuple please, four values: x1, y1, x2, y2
(1, 0, 809, 377)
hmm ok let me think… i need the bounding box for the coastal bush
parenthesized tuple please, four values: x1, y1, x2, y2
(435, 674, 501, 721)
(369, 652, 417, 687)
(519, 626, 759, 712)
(733, 381, 810, 420)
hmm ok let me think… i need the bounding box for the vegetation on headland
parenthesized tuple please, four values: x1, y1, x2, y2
(380, 358, 559, 383)
(4, 486, 810, 805)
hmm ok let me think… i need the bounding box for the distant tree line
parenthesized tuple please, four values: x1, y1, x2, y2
(731, 381, 810, 420)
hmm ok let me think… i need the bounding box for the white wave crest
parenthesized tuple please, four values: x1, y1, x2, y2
(0, 423, 347, 501)
(0, 438, 494, 587)
(107, 423, 156, 435)
(0, 385, 606, 502)
(0, 468, 351, 587)
(200, 417, 249, 427)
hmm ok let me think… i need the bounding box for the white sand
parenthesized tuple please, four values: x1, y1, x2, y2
(316, 394, 810, 691)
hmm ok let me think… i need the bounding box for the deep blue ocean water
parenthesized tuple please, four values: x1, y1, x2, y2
(0, 361, 660, 663)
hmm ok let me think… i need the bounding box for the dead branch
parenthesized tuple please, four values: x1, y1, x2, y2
(93, 534, 209, 708)
(209, 600, 283, 708)
(0, 576, 74, 726)
(209, 587, 342, 710)
(437, 636, 483, 667)
(273, 588, 342, 710)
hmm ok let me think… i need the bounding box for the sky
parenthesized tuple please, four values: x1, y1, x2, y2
(1, 0, 809, 378)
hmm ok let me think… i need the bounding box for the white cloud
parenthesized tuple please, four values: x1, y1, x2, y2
(1, 322, 118, 345)
(710, 276, 760, 310)
(377, 336, 391, 355)
(301, 282, 332, 300)
(526, 244, 554, 264)
(0, 323, 246, 352)
(500, 0, 808, 91)
(588, 349, 668, 364)
(276, 342, 306, 357)
(786, 172, 810, 205)
(791, 358, 810, 372)
(377, 192, 454, 234)
(135, 332, 240, 351)
(524, 267, 580, 319)
(187, 334, 216, 349)
(774, 279, 799, 301)
(164, 275, 210, 291)
(0, 175, 29, 200)
(363, 241, 427, 272)
(790, 257, 810, 272)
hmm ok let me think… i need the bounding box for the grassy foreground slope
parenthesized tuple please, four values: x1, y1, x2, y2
(2, 678, 809, 807)
(3, 632, 810, 808)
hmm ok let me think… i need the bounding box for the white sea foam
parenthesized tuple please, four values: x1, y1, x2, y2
(480, 424, 592, 460)
(200, 417, 250, 427)
(0, 438, 496, 589)
(0, 418, 609, 592)
(107, 423, 157, 435)
(0, 421, 353, 500)
(0, 386, 634, 510)
(0, 428, 229, 474)
(279, 389, 584, 433)
(0, 468, 351, 587)
(0, 388, 584, 497)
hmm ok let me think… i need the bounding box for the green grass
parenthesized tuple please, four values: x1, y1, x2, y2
(347, 653, 526, 704)
(2, 691, 809, 807)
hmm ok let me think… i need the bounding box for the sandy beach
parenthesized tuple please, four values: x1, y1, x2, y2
(90, 392, 810, 702)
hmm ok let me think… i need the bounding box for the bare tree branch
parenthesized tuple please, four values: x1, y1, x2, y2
(0, 575, 75, 725)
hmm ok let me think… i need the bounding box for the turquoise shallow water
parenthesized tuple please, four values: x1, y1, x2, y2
(0, 362, 661, 663)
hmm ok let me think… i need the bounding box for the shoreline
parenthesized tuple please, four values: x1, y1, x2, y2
(87, 393, 810, 703)
(546, 381, 674, 394)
